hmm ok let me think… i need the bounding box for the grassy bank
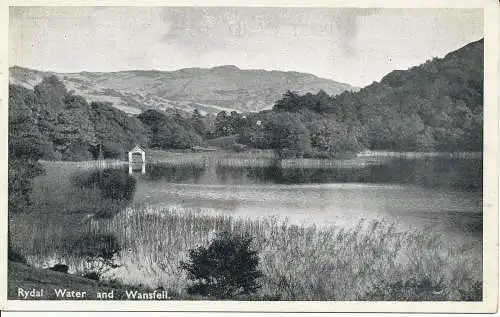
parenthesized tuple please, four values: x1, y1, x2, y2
(8, 261, 157, 300)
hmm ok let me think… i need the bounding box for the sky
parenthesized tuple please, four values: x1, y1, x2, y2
(9, 7, 483, 87)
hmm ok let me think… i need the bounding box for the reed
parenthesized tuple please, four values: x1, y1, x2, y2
(10, 203, 482, 301)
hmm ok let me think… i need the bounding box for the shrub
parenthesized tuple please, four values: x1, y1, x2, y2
(70, 233, 120, 259)
(8, 246, 27, 264)
(73, 168, 137, 201)
(71, 168, 136, 219)
(458, 280, 482, 301)
(69, 233, 122, 280)
(8, 159, 45, 213)
(232, 143, 247, 152)
(82, 272, 100, 281)
(93, 200, 129, 219)
(180, 231, 263, 298)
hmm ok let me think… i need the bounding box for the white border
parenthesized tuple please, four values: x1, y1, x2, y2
(0, 0, 498, 313)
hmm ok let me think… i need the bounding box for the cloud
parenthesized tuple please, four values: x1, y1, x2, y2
(160, 7, 379, 56)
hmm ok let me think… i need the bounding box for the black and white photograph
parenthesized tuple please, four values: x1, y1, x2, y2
(2, 2, 498, 313)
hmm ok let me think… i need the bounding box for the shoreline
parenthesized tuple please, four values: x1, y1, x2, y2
(36, 150, 483, 170)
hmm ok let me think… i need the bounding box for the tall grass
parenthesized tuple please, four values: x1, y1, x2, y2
(148, 149, 389, 169)
(11, 203, 482, 301)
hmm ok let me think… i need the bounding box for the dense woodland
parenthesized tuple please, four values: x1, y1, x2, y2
(221, 39, 484, 155)
(9, 78, 202, 162)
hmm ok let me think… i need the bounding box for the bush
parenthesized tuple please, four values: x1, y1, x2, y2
(69, 233, 122, 280)
(93, 200, 129, 219)
(71, 168, 136, 219)
(232, 143, 247, 152)
(73, 168, 136, 201)
(180, 231, 263, 298)
(8, 246, 27, 264)
(70, 233, 121, 259)
(82, 272, 100, 281)
(458, 280, 482, 301)
(8, 159, 45, 213)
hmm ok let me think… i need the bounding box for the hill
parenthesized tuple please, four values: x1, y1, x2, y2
(337, 38, 483, 151)
(258, 38, 483, 153)
(9, 65, 357, 115)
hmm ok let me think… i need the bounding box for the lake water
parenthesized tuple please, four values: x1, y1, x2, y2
(129, 157, 482, 244)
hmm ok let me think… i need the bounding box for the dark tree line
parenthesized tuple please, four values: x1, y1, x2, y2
(137, 109, 202, 149)
(211, 39, 483, 156)
(9, 76, 207, 162)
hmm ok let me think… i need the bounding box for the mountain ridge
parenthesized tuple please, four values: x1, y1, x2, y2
(9, 65, 357, 115)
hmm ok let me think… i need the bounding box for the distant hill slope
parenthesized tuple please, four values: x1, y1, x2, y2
(9, 65, 357, 115)
(268, 38, 483, 152)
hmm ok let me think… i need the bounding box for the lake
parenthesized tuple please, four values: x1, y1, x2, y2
(129, 157, 482, 243)
(12, 155, 483, 297)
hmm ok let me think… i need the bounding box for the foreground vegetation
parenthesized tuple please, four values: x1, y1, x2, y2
(8, 261, 158, 300)
(10, 199, 482, 301)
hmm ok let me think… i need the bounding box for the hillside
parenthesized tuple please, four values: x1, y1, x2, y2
(336, 38, 484, 151)
(9, 65, 357, 115)
(238, 38, 484, 153)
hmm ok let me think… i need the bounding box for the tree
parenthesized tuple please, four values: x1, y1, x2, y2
(314, 90, 331, 112)
(191, 109, 207, 137)
(180, 231, 263, 298)
(8, 159, 45, 214)
(91, 101, 149, 158)
(8, 84, 47, 213)
(229, 111, 243, 134)
(309, 119, 362, 154)
(34, 75, 68, 112)
(273, 90, 302, 112)
(52, 94, 97, 160)
(138, 109, 202, 149)
(263, 112, 311, 158)
(214, 111, 232, 137)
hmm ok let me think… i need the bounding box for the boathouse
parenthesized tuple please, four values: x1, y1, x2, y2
(128, 145, 146, 164)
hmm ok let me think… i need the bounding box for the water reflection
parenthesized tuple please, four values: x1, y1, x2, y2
(128, 157, 482, 241)
(142, 163, 205, 182)
(129, 162, 146, 174)
(139, 158, 482, 191)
